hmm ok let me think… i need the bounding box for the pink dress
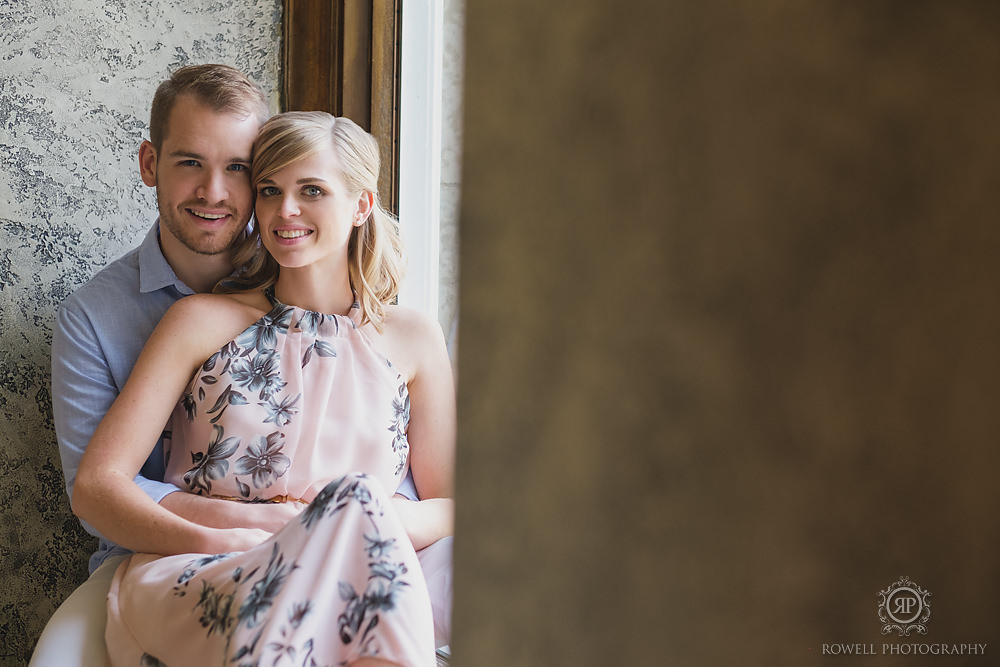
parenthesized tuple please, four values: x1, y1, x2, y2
(105, 291, 435, 666)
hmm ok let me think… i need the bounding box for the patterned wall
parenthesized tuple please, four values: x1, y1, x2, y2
(0, 1, 281, 662)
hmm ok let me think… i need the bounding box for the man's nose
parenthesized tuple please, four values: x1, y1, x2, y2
(196, 170, 228, 203)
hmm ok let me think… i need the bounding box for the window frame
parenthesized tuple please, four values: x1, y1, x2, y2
(282, 0, 443, 321)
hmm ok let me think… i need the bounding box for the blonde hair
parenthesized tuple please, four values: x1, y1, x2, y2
(222, 111, 405, 332)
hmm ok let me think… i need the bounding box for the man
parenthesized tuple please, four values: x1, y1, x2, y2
(33, 64, 279, 665)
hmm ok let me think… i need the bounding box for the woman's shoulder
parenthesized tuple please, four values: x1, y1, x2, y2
(382, 304, 445, 344)
(376, 305, 450, 382)
(129, 290, 277, 392)
(167, 290, 269, 320)
(157, 291, 272, 346)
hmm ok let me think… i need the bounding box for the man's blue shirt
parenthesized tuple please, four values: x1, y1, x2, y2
(51, 220, 193, 573)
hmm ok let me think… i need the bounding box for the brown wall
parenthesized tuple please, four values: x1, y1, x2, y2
(453, 1, 1000, 664)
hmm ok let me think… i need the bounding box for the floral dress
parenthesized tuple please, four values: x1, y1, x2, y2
(104, 290, 435, 667)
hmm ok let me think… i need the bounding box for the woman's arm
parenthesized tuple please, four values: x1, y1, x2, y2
(72, 295, 270, 556)
(160, 490, 302, 534)
(384, 307, 457, 548)
(390, 496, 454, 550)
(404, 311, 456, 500)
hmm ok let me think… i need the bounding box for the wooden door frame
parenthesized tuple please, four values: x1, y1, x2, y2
(282, 0, 402, 212)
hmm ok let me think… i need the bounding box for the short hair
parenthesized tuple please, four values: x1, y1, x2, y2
(222, 112, 405, 332)
(149, 64, 269, 150)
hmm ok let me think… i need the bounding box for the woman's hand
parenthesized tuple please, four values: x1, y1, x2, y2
(390, 496, 454, 551)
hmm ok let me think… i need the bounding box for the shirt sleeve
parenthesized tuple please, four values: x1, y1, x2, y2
(51, 299, 182, 539)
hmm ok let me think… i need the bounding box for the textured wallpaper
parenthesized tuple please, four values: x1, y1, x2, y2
(0, 1, 281, 663)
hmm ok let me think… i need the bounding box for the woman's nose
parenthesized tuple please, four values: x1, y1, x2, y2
(277, 195, 300, 218)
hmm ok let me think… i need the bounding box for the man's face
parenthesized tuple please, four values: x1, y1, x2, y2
(140, 94, 260, 256)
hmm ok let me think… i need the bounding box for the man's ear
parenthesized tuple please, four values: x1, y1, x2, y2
(354, 191, 375, 226)
(138, 140, 158, 187)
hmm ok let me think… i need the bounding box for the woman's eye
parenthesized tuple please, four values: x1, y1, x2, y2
(303, 186, 322, 197)
(258, 186, 279, 197)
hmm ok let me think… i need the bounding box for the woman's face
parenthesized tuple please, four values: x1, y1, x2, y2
(254, 145, 368, 272)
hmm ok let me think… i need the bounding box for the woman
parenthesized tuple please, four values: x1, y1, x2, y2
(73, 112, 455, 666)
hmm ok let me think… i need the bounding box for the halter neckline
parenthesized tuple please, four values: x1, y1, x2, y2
(264, 285, 360, 318)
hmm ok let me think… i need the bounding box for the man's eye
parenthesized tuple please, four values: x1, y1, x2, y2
(229, 163, 249, 172)
(180, 160, 200, 167)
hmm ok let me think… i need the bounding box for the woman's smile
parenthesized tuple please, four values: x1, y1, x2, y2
(275, 229, 311, 239)
(272, 227, 314, 244)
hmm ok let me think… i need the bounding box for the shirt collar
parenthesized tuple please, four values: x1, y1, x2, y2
(137, 219, 196, 296)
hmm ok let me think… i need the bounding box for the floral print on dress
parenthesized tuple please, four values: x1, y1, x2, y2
(230, 349, 286, 400)
(183, 424, 240, 495)
(235, 432, 291, 491)
(296, 475, 416, 655)
(144, 476, 421, 666)
(235, 304, 294, 353)
(177, 295, 411, 499)
(121, 295, 430, 666)
(301, 338, 336, 368)
(295, 309, 330, 336)
(388, 383, 410, 476)
(262, 393, 300, 427)
(206, 385, 249, 425)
